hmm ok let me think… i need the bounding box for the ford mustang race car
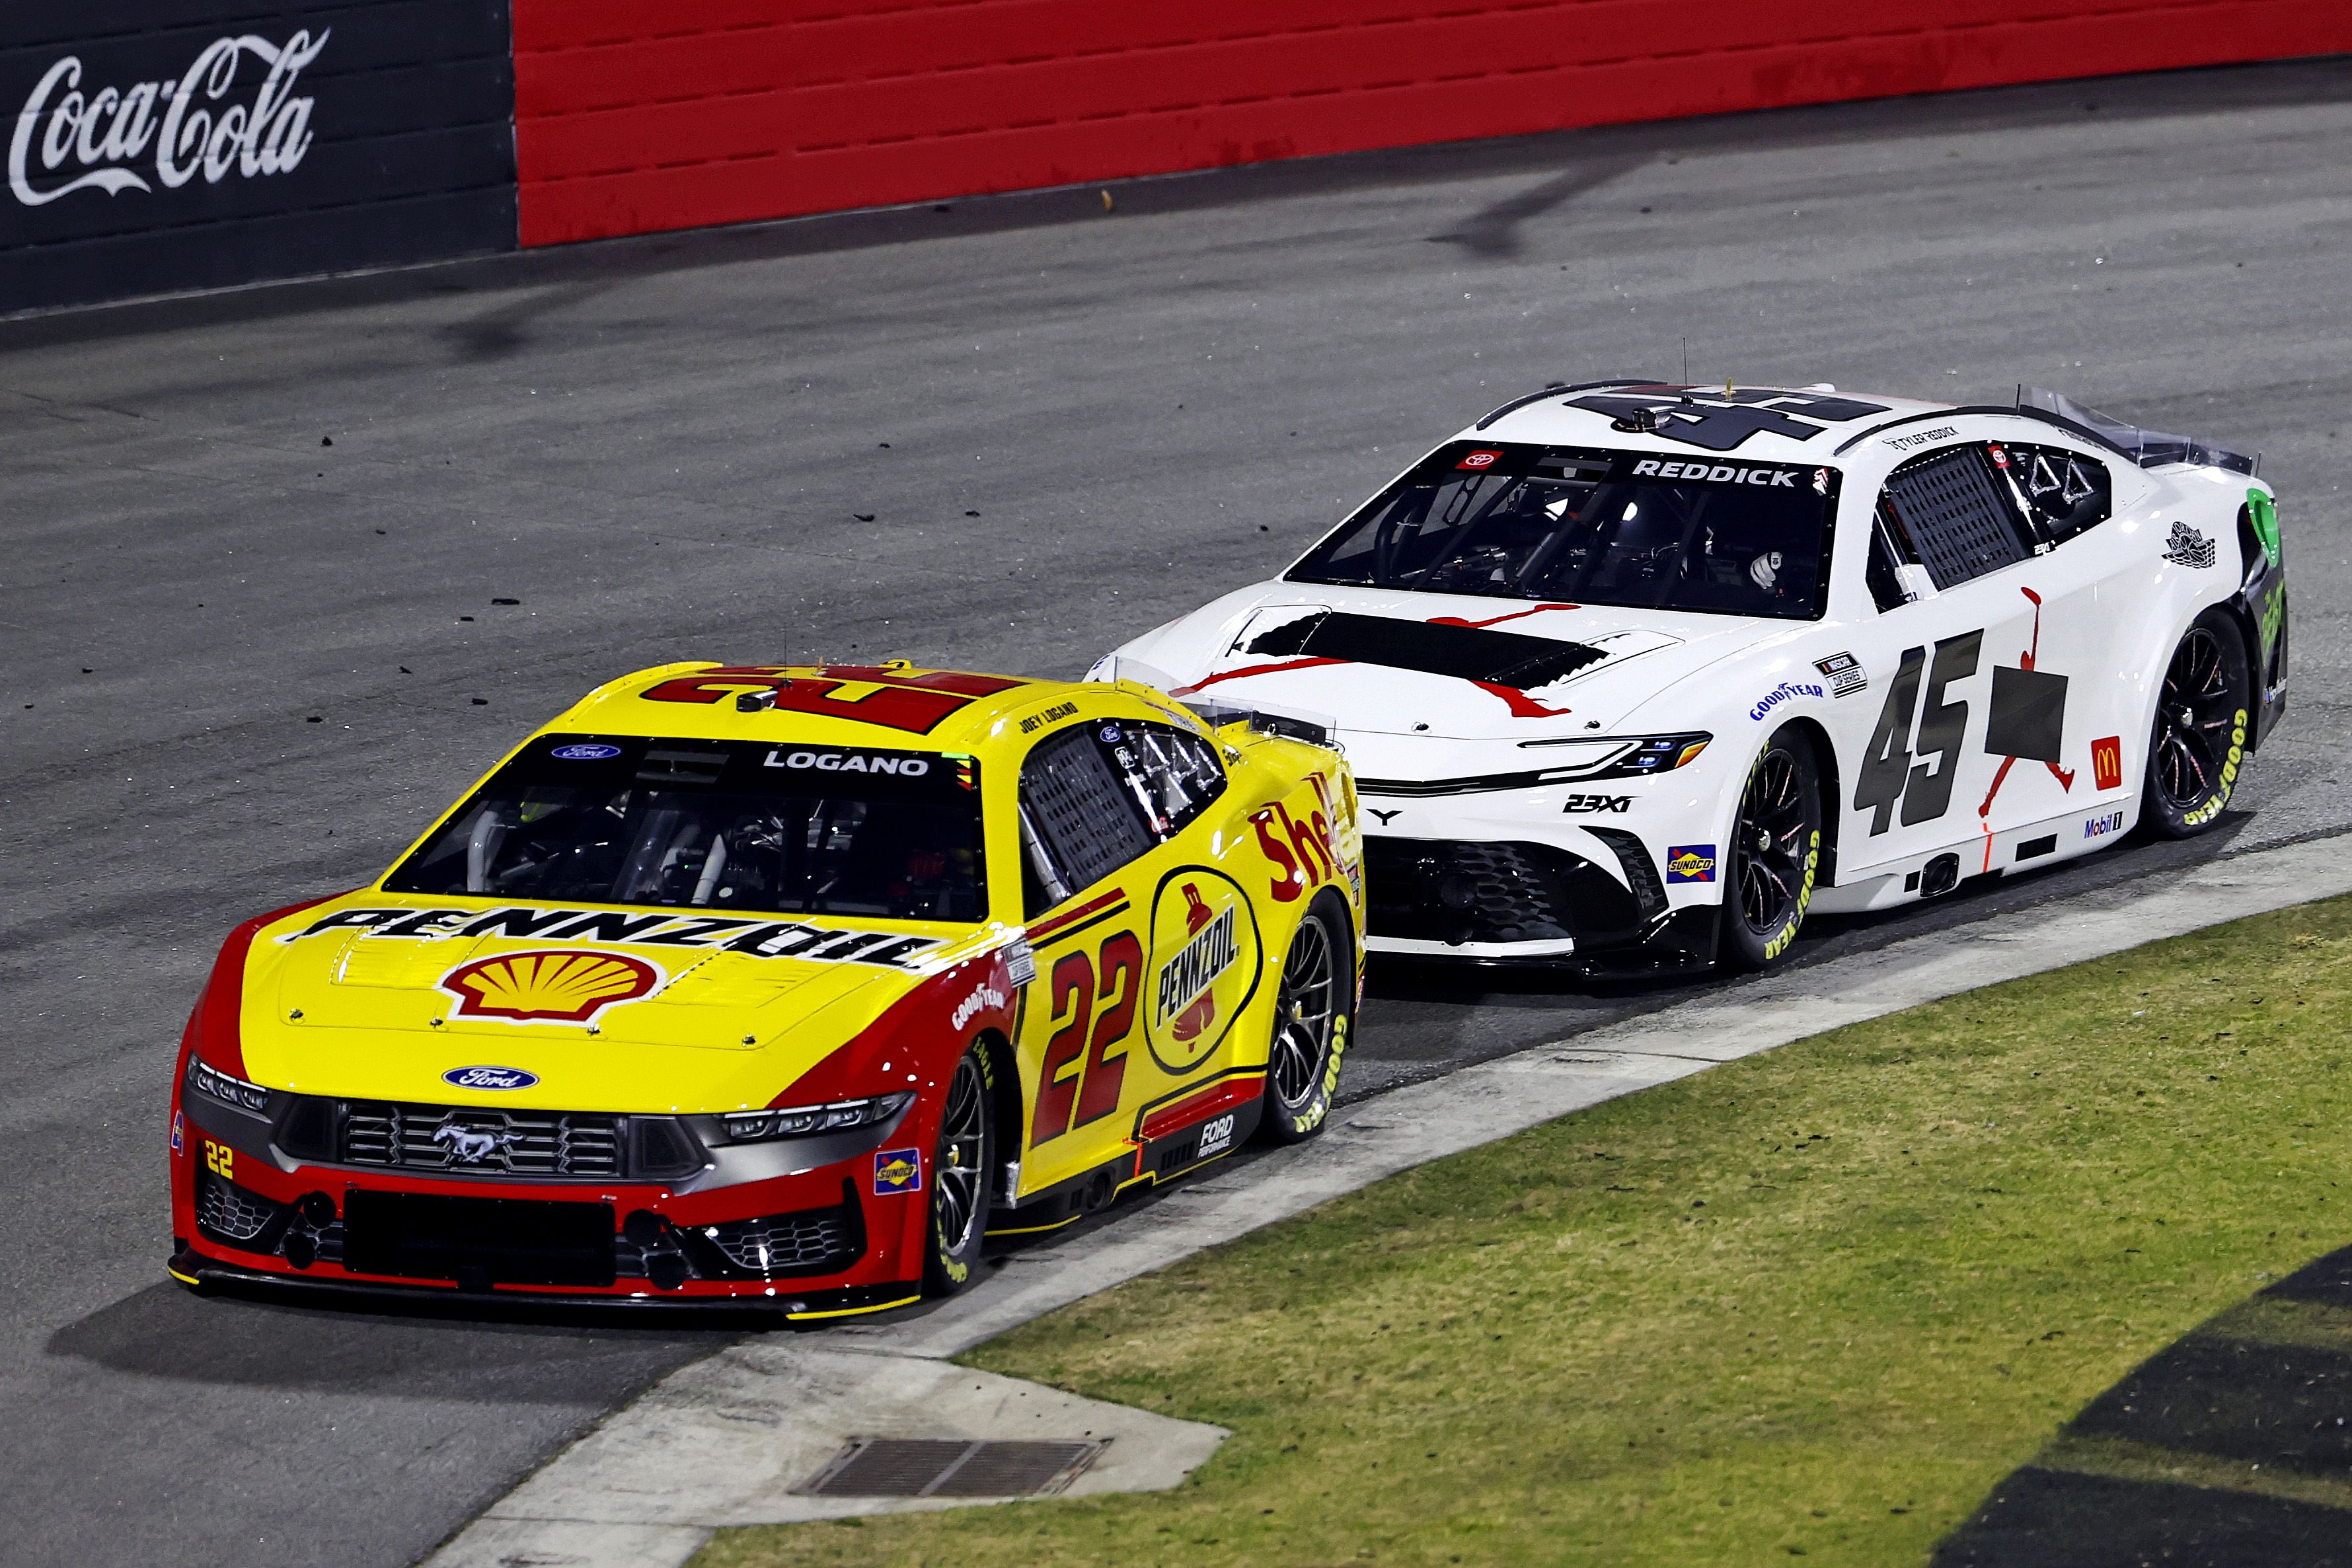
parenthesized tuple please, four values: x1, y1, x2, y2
(1095, 381, 2286, 973)
(169, 663, 1362, 1316)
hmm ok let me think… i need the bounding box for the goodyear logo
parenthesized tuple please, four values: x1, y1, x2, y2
(872, 1147, 922, 1195)
(1665, 844, 1717, 884)
(439, 950, 660, 1024)
(1155, 889, 1238, 1042)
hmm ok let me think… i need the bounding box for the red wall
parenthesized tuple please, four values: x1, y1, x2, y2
(513, 1, 2352, 248)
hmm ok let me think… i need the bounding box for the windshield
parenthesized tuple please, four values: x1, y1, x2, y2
(385, 734, 985, 922)
(1286, 441, 1841, 620)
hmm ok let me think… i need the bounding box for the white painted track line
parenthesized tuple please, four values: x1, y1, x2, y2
(421, 838, 2352, 1567)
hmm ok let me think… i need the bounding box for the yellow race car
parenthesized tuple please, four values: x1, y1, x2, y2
(168, 662, 1363, 1319)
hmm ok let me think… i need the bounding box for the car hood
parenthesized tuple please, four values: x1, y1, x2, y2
(234, 892, 1003, 1113)
(1151, 583, 1806, 744)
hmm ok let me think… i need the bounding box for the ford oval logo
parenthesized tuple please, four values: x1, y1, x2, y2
(550, 743, 623, 761)
(443, 1065, 538, 1091)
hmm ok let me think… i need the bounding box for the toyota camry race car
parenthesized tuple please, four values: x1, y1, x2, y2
(169, 663, 1362, 1316)
(1096, 381, 2286, 973)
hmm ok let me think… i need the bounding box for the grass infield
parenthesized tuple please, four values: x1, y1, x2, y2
(697, 896, 2352, 1567)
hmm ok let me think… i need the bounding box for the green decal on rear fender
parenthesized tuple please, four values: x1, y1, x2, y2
(2248, 489, 2281, 568)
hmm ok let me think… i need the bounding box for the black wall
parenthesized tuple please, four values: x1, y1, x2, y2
(0, 1, 513, 314)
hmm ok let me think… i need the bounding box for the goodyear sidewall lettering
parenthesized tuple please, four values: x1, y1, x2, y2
(2181, 709, 2248, 828)
(1144, 866, 1264, 1076)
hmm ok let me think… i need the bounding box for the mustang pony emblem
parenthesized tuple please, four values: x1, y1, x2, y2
(433, 1121, 515, 1164)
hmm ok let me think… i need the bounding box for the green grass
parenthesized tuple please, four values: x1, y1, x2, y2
(698, 898, 2352, 1568)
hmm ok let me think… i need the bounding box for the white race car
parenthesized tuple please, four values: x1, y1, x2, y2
(1094, 381, 2288, 974)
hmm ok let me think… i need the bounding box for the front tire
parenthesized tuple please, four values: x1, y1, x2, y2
(1720, 724, 1824, 971)
(1258, 893, 1351, 1144)
(922, 1045, 995, 1296)
(2143, 608, 2252, 839)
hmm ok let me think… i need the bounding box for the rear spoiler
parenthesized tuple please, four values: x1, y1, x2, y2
(1087, 656, 1339, 749)
(2018, 386, 2259, 476)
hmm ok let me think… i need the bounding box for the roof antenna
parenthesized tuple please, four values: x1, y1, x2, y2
(1681, 336, 1689, 387)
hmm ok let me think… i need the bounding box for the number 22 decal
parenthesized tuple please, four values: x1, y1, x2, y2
(1030, 931, 1143, 1144)
(1854, 631, 1982, 835)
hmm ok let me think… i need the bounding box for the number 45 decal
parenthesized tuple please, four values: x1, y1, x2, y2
(1854, 632, 1983, 835)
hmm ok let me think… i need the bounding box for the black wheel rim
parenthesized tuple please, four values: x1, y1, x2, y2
(932, 1055, 985, 1253)
(1269, 917, 1336, 1109)
(2154, 628, 2240, 809)
(1734, 747, 1815, 935)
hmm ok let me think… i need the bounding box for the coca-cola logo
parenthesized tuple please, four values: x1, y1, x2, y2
(9, 30, 328, 208)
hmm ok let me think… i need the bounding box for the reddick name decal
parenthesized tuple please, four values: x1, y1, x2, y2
(1630, 459, 1800, 487)
(10, 30, 328, 207)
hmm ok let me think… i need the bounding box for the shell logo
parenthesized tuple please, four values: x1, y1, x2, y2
(438, 950, 662, 1024)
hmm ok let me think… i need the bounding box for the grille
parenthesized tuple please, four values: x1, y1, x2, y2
(298, 1098, 702, 1180)
(195, 1170, 287, 1245)
(1883, 445, 2028, 589)
(1364, 837, 1641, 948)
(342, 1102, 623, 1176)
(680, 1190, 865, 1279)
(799, 1438, 1103, 1499)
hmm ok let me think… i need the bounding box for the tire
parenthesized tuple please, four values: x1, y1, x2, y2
(922, 1045, 995, 1296)
(2143, 607, 2252, 839)
(1257, 893, 1352, 1144)
(1719, 724, 1825, 971)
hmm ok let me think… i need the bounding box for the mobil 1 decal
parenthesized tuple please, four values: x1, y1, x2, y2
(1853, 587, 2076, 837)
(1145, 868, 1265, 1077)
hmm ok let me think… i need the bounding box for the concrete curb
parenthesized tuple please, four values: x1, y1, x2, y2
(420, 837, 2352, 1568)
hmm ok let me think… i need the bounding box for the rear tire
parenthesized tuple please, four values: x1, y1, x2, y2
(2143, 608, 2252, 839)
(922, 1045, 994, 1296)
(1719, 725, 1824, 971)
(1257, 894, 1352, 1144)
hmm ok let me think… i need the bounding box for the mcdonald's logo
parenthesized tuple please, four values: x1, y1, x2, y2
(2091, 735, 2123, 792)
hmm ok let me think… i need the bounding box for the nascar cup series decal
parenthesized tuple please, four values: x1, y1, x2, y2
(1145, 870, 1264, 1076)
(438, 950, 662, 1024)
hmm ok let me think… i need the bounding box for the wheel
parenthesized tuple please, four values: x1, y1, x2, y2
(1720, 724, 1824, 971)
(1258, 893, 1351, 1144)
(922, 1045, 995, 1295)
(2143, 608, 2252, 839)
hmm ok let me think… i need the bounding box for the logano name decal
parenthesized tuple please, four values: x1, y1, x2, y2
(280, 905, 945, 968)
(11, 32, 328, 208)
(763, 747, 933, 776)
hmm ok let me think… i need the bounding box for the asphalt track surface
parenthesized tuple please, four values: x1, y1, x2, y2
(4, 56, 2351, 1568)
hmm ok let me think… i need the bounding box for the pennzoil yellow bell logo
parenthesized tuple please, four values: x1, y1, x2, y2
(439, 950, 662, 1024)
(1145, 869, 1262, 1076)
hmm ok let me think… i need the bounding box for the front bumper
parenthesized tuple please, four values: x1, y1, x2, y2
(1361, 833, 1716, 973)
(171, 1085, 934, 1316)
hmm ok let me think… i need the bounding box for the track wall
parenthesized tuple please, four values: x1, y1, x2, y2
(512, 0, 2352, 247)
(7, 2, 2349, 308)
